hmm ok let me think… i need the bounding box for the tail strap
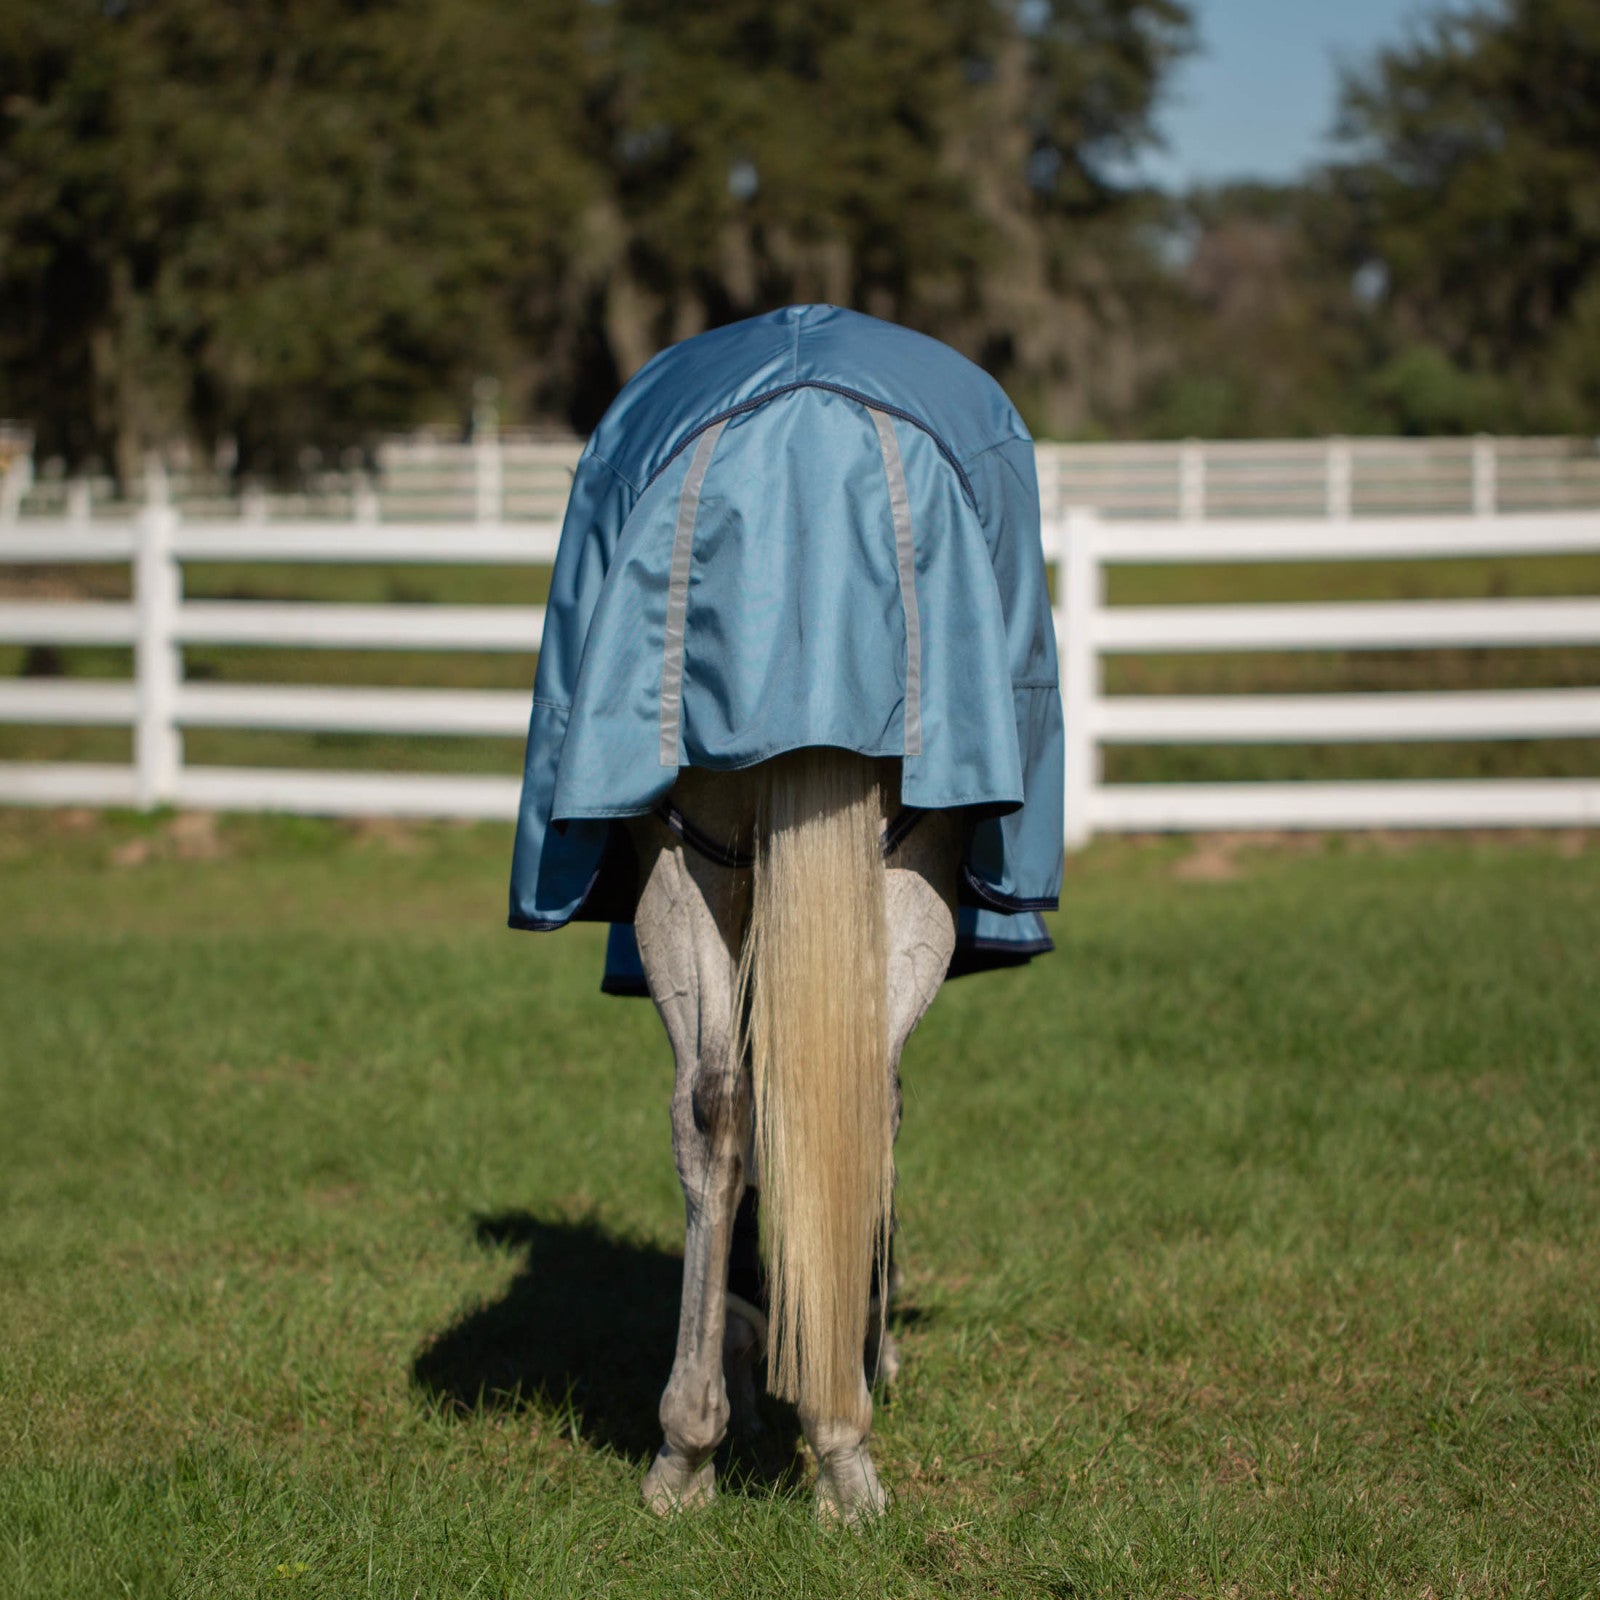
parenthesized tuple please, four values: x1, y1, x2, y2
(653, 797, 926, 870)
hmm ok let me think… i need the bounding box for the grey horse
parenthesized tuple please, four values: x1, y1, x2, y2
(507, 308, 1064, 1519)
(628, 756, 962, 1520)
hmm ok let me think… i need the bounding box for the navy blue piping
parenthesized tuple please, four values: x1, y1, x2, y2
(961, 860, 1059, 914)
(515, 827, 1060, 927)
(960, 933, 1055, 956)
(643, 381, 978, 508)
(507, 843, 609, 932)
(653, 799, 753, 870)
(510, 909, 584, 933)
(882, 806, 927, 857)
(509, 802, 950, 934)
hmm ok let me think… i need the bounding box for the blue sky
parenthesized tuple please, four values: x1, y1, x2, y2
(1132, 0, 1439, 189)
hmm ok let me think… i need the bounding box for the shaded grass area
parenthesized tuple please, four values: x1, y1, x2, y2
(2, 811, 1597, 1596)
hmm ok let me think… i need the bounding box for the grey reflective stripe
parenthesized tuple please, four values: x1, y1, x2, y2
(869, 408, 922, 756)
(659, 419, 728, 765)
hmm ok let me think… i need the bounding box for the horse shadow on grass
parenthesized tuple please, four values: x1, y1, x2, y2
(409, 1211, 809, 1493)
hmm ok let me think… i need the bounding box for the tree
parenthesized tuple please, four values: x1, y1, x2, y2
(1132, 182, 1384, 439)
(578, 0, 1193, 435)
(0, 0, 1194, 464)
(1332, 0, 1600, 428)
(0, 0, 602, 480)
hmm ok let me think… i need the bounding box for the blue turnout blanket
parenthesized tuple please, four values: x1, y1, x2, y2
(508, 305, 1064, 991)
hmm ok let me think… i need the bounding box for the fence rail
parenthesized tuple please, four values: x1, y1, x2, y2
(8, 432, 1600, 526)
(1049, 507, 1600, 845)
(2, 461, 1599, 842)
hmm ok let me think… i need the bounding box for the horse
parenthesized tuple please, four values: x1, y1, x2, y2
(510, 305, 1064, 1519)
(624, 755, 962, 1517)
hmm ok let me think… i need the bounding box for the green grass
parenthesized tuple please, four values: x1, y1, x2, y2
(2, 812, 1597, 1597)
(1103, 553, 1600, 605)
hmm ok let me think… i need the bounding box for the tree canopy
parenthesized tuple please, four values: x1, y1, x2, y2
(1334, 0, 1600, 431)
(0, 0, 1196, 474)
(0, 0, 1595, 478)
(1146, 0, 1600, 439)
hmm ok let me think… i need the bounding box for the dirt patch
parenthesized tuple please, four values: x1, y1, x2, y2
(1173, 839, 1242, 881)
(168, 810, 225, 861)
(344, 816, 426, 854)
(108, 837, 154, 868)
(50, 807, 101, 834)
(1167, 830, 1331, 881)
(105, 811, 228, 867)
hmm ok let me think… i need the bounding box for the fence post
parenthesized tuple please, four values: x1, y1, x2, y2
(0, 450, 31, 522)
(474, 385, 502, 524)
(1060, 506, 1102, 851)
(353, 472, 379, 524)
(1178, 440, 1205, 521)
(1326, 437, 1352, 518)
(134, 459, 182, 809)
(1034, 442, 1062, 526)
(1472, 434, 1497, 516)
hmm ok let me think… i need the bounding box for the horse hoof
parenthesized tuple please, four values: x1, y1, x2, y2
(813, 1446, 888, 1525)
(641, 1450, 716, 1515)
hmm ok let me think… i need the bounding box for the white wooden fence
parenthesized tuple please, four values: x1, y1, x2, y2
(2, 464, 1599, 843)
(11, 431, 1600, 525)
(1040, 434, 1600, 521)
(0, 467, 551, 819)
(1055, 508, 1600, 845)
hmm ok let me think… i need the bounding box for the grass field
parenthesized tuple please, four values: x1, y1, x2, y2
(2, 810, 1597, 1598)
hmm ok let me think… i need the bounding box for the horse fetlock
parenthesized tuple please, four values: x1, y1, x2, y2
(812, 1441, 888, 1524)
(802, 1407, 886, 1523)
(660, 1371, 730, 1460)
(641, 1446, 717, 1515)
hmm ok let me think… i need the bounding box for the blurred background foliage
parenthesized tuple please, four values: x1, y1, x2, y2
(0, 0, 1596, 484)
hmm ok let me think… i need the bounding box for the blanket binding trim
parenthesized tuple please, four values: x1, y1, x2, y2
(868, 408, 923, 757)
(658, 418, 728, 765)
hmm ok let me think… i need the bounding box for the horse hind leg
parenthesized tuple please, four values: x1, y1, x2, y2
(809, 806, 961, 1519)
(629, 816, 752, 1514)
(722, 1187, 768, 1442)
(871, 810, 962, 1390)
(864, 1232, 903, 1389)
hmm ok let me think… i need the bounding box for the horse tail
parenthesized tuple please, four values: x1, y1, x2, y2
(736, 748, 889, 1429)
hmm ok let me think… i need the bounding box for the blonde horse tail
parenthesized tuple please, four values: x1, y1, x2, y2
(735, 748, 890, 1430)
